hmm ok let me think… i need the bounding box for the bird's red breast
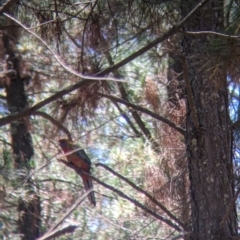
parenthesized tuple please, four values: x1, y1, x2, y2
(58, 139, 96, 206)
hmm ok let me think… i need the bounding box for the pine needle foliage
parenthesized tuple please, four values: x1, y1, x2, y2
(0, 0, 240, 239)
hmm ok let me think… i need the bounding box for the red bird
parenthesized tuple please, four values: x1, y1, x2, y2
(59, 139, 96, 206)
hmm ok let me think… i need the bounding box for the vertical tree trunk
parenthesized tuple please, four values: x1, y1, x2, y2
(182, 1, 238, 239)
(1, 32, 41, 240)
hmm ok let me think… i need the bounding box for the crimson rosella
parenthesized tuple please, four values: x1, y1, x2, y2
(59, 139, 96, 206)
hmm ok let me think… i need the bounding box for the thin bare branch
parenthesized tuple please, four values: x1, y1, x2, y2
(96, 0, 210, 76)
(7, 154, 57, 197)
(37, 190, 91, 240)
(0, 0, 209, 128)
(96, 163, 187, 230)
(100, 93, 185, 135)
(185, 31, 240, 39)
(79, 114, 122, 138)
(112, 102, 140, 137)
(27, 19, 57, 30)
(58, 159, 183, 232)
(3, 13, 125, 83)
(103, 40, 160, 150)
(72, 1, 95, 6)
(51, 191, 91, 232)
(37, 225, 77, 240)
(32, 111, 72, 140)
(0, 0, 17, 13)
(0, 80, 89, 127)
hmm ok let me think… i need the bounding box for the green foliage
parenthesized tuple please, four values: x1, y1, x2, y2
(0, 0, 184, 237)
(1, 147, 12, 169)
(1, 0, 240, 239)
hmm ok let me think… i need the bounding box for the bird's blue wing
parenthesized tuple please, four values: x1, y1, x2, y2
(77, 149, 91, 166)
(71, 144, 91, 166)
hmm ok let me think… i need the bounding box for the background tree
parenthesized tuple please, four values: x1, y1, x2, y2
(0, 0, 239, 239)
(0, 1, 41, 239)
(181, 0, 238, 238)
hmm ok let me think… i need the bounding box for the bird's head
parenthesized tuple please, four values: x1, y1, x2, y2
(59, 139, 69, 149)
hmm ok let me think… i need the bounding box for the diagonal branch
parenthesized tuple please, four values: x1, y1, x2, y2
(96, 0, 210, 77)
(0, 0, 17, 13)
(91, 177, 182, 232)
(3, 13, 125, 83)
(117, 81, 161, 152)
(96, 162, 187, 231)
(100, 93, 185, 135)
(58, 159, 183, 232)
(37, 225, 77, 240)
(112, 102, 141, 137)
(101, 44, 160, 151)
(32, 111, 72, 140)
(0, 84, 186, 135)
(130, 108, 160, 151)
(185, 30, 240, 39)
(0, 0, 209, 128)
(37, 190, 92, 240)
(0, 80, 89, 127)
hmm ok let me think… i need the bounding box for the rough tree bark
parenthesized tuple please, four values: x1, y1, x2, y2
(0, 9, 41, 240)
(182, 1, 238, 239)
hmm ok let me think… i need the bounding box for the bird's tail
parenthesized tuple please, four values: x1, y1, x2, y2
(83, 177, 96, 206)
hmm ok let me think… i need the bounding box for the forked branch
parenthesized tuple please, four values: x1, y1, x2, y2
(100, 93, 185, 135)
(96, 162, 187, 230)
(58, 159, 183, 232)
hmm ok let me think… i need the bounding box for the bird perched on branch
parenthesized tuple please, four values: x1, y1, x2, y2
(58, 139, 96, 206)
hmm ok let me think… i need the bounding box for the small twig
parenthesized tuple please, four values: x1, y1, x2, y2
(170, 235, 184, 240)
(91, 210, 133, 233)
(182, 57, 199, 129)
(46, 190, 91, 233)
(0, 0, 17, 13)
(37, 225, 77, 240)
(37, 189, 92, 240)
(71, 1, 95, 6)
(100, 93, 185, 135)
(3, 13, 125, 83)
(79, 114, 121, 138)
(0, 80, 89, 127)
(96, 0, 210, 77)
(32, 111, 72, 140)
(112, 102, 140, 137)
(8, 154, 58, 196)
(37, 178, 81, 188)
(96, 163, 187, 230)
(58, 159, 183, 232)
(27, 19, 57, 30)
(185, 30, 240, 39)
(132, 219, 156, 237)
(0, 0, 209, 128)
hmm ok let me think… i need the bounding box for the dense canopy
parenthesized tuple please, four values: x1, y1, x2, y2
(0, 0, 240, 239)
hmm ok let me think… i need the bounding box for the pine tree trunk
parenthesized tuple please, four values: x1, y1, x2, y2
(182, 1, 238, 239)
(1, 30, 41, 240)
